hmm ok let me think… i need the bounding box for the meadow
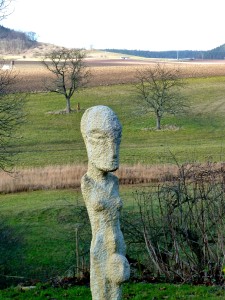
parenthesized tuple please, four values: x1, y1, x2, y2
(1, 75, 225, 192)
(8, 76, 225, 169)
(0, 60, 225, 298)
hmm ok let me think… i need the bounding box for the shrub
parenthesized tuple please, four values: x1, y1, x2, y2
(123, 162, 225, 284)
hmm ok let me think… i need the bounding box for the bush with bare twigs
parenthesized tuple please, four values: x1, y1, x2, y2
(123, 162, 225, 284)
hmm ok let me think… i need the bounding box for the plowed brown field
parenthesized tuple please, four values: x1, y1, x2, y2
(12, 59, 225, 92)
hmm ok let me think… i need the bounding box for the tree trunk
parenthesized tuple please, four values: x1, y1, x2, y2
(66, 97, 71, 113)
(156, 115, 161, 130)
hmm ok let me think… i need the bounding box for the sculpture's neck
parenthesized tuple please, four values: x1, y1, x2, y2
(87, 162, 108, 182)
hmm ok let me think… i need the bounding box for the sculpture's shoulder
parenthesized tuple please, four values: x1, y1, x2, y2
(81, 173, 92, 191)
(81, 173, 119, 186)
(81, 173, 93, 205)
(81, 173, 89, 185)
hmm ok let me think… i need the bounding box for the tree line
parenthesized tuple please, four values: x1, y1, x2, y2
(105, 46, 225, 60)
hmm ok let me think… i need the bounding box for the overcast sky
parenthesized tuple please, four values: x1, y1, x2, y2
(1, 0, 225, 51)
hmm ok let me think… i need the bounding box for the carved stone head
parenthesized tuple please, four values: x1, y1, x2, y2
(81, 105, 122, 172)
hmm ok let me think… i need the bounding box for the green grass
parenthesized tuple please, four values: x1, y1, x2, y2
(0, 188, 136, 285)
(0, 283, 224, 299)
(11, 76, 225, 167)
(1, 77, 225, 297)
(0, 179, 224, 298)
(0, 190, 87, 284)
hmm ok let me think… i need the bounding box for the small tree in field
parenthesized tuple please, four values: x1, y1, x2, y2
(42, 48, 90, 113)
(135, 63, 187, 130)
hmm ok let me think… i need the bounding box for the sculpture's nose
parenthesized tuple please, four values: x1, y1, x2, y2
(109, 143, 118, 160)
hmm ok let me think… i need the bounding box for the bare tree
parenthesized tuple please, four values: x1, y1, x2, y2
(0, 0, 25, 170)
(135, 63, 187, 130)
(0, 65, 25, 170)
(42, 48, 91, 113)
(0, 0, 13, 20)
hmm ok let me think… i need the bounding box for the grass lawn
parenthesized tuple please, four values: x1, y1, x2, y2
(0, 188, 136, 285)
(0, 190, 88, 285)
(0, 282, 224, 299)
(0, 188, 224, 296)
(10, 76, 225, 168)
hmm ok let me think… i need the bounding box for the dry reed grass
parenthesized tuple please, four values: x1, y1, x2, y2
(1, 162, 224, 194)
(0, 164, 179, 194)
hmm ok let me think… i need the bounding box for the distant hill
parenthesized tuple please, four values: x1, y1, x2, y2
(0, 25, 37, 54)
(211, 44, 225, 52)
(204, 44, 225, 59)
(1, 24, 225, 60)
(105, 44, 225, 60)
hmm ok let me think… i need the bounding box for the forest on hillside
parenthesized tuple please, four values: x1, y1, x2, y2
(0, 25, 37, 53)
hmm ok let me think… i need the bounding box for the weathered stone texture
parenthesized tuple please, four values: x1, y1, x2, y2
(81, 105, 130, 300)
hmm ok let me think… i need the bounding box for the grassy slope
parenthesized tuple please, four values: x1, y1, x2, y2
(0, 190, 82, 282)
(12, 77, 225, 168)
(0, 190, 224, 298)
(0, 188, 135, 283)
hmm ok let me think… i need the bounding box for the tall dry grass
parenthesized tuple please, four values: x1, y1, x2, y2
(0, 164, 179, 194)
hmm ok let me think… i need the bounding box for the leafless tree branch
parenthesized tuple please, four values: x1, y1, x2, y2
(0, 61, 25, 171)
(0, 0, 14, 21)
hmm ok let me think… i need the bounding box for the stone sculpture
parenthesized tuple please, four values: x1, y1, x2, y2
(81, 105, 130, 300)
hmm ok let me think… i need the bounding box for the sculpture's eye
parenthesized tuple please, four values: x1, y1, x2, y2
(87, 129, 121, 146)
(88, 135, 105, 145)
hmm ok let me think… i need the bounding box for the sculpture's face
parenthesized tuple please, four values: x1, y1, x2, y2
(81, 106, 122, 173)
(86, 129, 121, 172)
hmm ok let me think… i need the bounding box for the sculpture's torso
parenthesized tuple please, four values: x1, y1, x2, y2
(81, 172, 129, 300)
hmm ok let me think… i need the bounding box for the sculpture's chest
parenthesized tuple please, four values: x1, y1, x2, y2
(81, 174, 123, 214)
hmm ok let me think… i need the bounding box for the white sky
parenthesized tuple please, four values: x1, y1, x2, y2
(1, 0, 225, 51)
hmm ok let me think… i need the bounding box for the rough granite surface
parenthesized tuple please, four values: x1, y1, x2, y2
(81, 105, 130, 300)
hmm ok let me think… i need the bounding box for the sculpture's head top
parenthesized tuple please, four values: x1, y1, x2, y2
(81, 105, 122, 173)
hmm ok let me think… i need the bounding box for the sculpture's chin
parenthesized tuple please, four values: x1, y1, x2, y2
(92, 160, 119, 173)
(101, 163, 119, 173)
(109, 166, 118, 172)
(99, 167, 118, 173)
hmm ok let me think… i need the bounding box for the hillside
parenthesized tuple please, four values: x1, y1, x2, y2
(211, 44, 225, 52)
(1, 24, 225, 60)
(205, 43, 225, 59)
(0, 25, 38, 54)
(0, 25, 121, 60)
